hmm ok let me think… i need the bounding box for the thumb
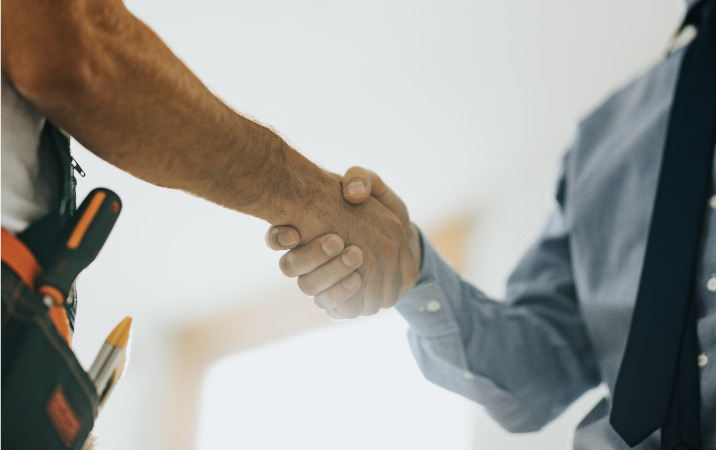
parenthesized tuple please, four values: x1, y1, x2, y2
(342, 166, 373, 204)
(265, 225, 300, 250)
(342, 166, 410, 228)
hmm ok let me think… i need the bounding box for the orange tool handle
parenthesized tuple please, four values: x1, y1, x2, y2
(37, 188, 122, 341)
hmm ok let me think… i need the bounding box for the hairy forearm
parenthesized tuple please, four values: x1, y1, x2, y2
(2, 0, 339, 235)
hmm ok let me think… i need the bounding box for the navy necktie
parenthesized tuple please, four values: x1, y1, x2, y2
(609, 1, 716, 449)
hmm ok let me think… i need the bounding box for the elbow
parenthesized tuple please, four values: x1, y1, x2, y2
(480, 386, 557, 433)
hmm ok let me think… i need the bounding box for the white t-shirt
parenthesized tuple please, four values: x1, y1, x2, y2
(1, 73, 60, 234)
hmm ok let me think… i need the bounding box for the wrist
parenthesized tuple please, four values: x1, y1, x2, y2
(409, 223, 424, 273)
(282, 168, 346, 244)
(399, 222, 423, 297)
(238, 134, 342, 236)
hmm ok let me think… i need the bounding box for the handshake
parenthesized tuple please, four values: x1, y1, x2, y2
(265, 167, 423, 320)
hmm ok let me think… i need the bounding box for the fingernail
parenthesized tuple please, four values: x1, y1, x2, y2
(277, 230, 297, 247)
(342, 273, 361, 291)
(346, 180, 366, 198)
(322, 236, 342, 256)
(342, 248, 361, 267)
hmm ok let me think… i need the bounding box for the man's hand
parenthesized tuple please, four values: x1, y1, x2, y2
(266, 167, 423, 319)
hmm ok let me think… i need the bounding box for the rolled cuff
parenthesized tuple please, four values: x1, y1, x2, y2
(395, 232, 462, 337)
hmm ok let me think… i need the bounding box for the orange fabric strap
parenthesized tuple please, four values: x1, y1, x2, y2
(1, 228, 43, 289)
(2, 228, 71, 345)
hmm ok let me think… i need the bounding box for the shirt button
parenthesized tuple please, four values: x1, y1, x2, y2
(426, 300, 442, 312)
(698, 353, 709, 368)
(462, 371, 476, 380)
(710, 194, 716, 209)
(707, 276, 716, 293)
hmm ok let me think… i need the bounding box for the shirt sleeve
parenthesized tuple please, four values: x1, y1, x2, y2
(394, 153, 601, 433)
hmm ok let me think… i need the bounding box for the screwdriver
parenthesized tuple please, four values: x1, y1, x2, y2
(37, 188, 122, 345)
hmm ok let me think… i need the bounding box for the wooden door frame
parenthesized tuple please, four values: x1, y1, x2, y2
(161, 218, 473, 450)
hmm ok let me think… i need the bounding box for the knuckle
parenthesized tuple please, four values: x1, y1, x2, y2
(315, 287, 345, 311)
(383, 296, 400, 309)
(335, 301, 362, 319)
(363, 305, 380, 316)
(314, 296, 328, 310)
(297, 276, 318, 296)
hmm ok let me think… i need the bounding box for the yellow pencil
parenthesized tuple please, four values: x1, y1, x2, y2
(88, 317, 133, 407)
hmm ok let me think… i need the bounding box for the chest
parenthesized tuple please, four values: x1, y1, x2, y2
(563, 48, 716, 381)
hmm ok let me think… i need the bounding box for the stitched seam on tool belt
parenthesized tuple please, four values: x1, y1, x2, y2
(1, 281, 25, 331)
(10, 295, 98, 416)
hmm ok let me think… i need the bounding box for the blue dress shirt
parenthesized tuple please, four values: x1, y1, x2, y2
(396, 39, 716, 449)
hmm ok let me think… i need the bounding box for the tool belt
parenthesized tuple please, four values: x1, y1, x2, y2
(17, 121, 80, 329)
(1, 121, 96, 449)
(1, 231, 98, 450)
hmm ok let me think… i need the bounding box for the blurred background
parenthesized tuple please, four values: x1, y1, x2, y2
(68, 0, 684, 448)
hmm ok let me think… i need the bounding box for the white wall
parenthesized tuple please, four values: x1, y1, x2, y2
(68, 0, 684, 448)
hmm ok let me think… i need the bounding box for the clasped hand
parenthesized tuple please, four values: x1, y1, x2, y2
(266, 167, 422, 319)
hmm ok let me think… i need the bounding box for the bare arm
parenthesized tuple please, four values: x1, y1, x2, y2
(1, 0, 339, 238)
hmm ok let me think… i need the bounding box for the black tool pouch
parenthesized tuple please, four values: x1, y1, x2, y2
(1, 265, 98, 450)
(2, 119, 93, 449)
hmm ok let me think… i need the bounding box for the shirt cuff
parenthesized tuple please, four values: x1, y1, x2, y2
(395, 231, 462, 337)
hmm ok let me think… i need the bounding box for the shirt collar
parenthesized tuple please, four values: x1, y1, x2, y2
(684, 0, 703, 10)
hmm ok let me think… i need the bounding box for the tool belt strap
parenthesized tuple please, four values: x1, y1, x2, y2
(1, 227, 42, 290)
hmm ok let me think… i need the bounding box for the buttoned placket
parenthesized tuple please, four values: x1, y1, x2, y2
(701, 191, 716, 371)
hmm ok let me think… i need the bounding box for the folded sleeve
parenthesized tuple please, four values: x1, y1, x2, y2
(395, 154, 601, 433)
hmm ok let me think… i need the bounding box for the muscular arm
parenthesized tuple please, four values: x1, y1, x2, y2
(1, 0, 339, 237)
